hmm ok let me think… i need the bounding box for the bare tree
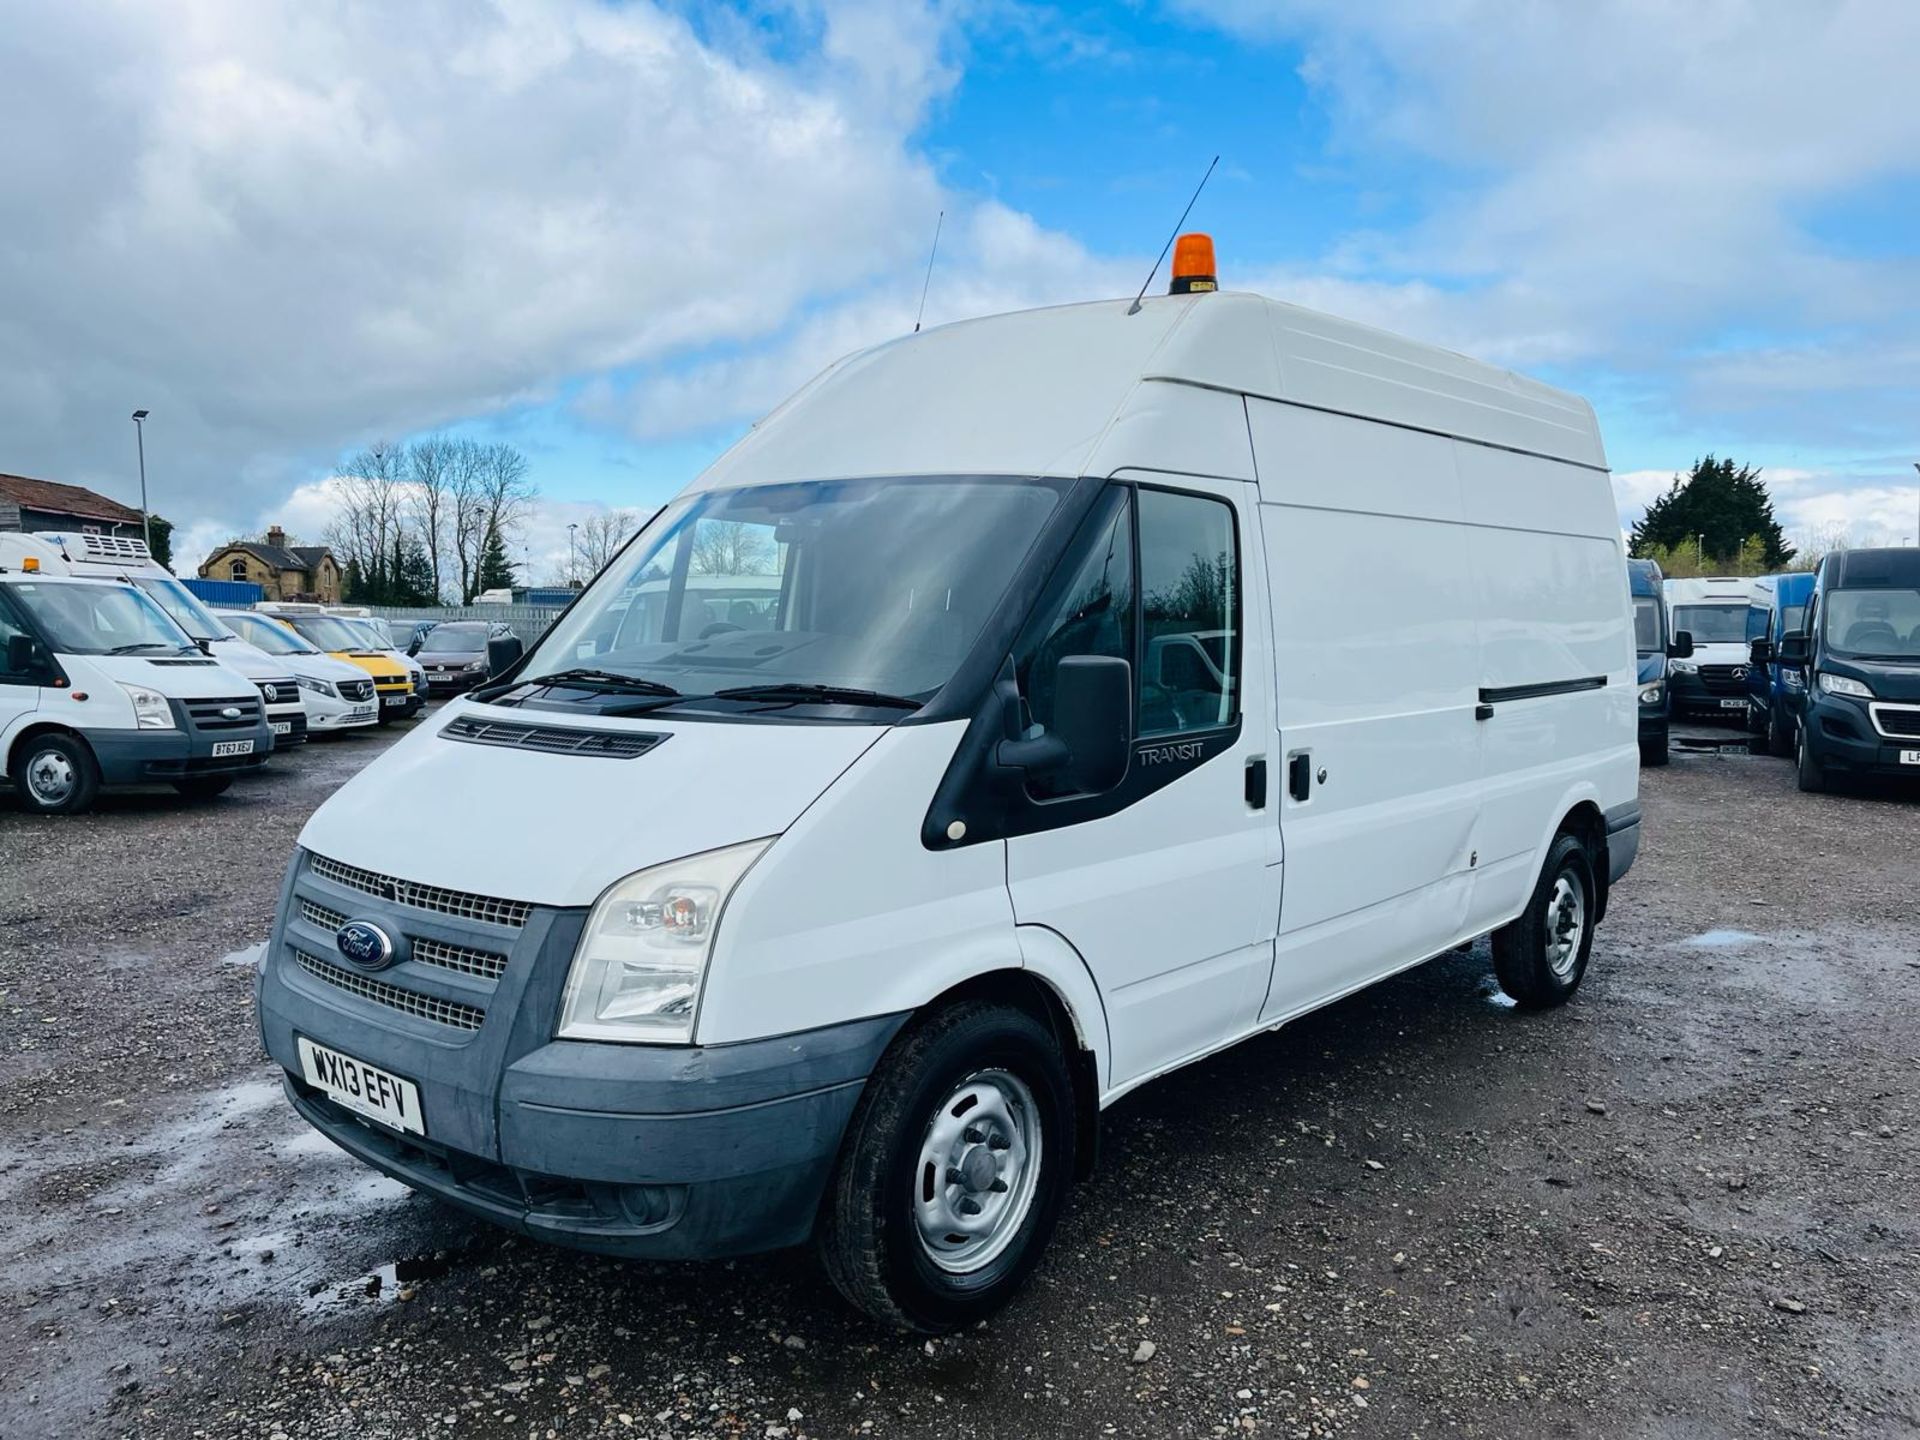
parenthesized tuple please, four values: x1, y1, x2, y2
(326, 440, 409, 595)
(446, 437, 490, 605)
(690, 520, 774, 576)
(577, 509, 640, 577)
(406, 434, 457, 603)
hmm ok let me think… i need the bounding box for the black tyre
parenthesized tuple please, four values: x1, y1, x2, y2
(10, 732, 101, 816)
(1767, 707, 1793, 759)
(171, 775, 233, 800)
(1796, 723, 1828, 793)
(1492, 831, 1598, 1009)
(818, 1001, 1076, 1333)
(1639, 736, 1669, 767)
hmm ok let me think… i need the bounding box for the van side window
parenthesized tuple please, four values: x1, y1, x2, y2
(1137, 488, 1238, 737)
(1017, 490, 1134, 741)
(0, 597, 33, 682)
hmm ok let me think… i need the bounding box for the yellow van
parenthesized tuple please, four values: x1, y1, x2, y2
(260, 611, 415, 722)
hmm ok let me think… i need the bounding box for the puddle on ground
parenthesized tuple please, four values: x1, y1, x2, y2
(1682, 929, 1764, 949)
(220, 941, 267, 968)
(302, 1251, 461, 1315)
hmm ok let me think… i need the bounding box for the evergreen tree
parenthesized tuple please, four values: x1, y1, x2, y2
(1629, 455, 1793, 571)
(474, 522, 516, 595)
(394, 534, 436, 605)
(342, 555, 366, 602)
(147, 514, 175, 570)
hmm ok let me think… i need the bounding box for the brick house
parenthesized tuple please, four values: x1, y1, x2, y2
(199, 526, 342, 603)
(0, 472, 145, 535)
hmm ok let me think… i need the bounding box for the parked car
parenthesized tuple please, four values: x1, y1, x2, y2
(1766, 547, 1920, 791)
(1743, 572, 1815, 757)
(0, 566, 271, 812)
(257, 257, 1639, 1333)
(1628, 557, 1691, 765)
(6, 531, 307, 743)
(216, 609, 382, 736)
(412, 621, 493, 695)
(256, 608, 415, 722)
(1663, 576, 1755, 720)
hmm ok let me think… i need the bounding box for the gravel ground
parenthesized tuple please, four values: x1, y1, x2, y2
(3, 718, 1919, 1439)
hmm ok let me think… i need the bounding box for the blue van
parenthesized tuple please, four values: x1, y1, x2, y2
(1765, 547, 1920, 792)
(1743, 573, 1814, 757)
(1628, 558, 1687, 765)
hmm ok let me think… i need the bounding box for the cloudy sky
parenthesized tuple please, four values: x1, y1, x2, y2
(4, 0, 1918, 581)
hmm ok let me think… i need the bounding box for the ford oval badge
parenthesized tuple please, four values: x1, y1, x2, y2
(336, 920, 395, 970)
(221, 706, 242, 720)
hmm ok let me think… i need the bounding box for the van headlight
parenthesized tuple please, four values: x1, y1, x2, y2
(1638, 683, 1664, 706)
(296, 675, 339, 699)
(1670, 659, 1698, 675)
(116, 682, 174, 730)
(1817, 672, 1872, 699)
(557, 838, 772, 1044)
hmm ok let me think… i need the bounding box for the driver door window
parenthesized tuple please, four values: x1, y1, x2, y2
(0, 599, 36, 684)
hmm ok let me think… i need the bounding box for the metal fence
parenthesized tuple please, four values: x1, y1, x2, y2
(364, 604, 567, 648)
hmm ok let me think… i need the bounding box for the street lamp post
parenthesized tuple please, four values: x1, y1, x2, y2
(130, 409, 152, 551)
(1911, 462, 1918, 548)
(568, 522, 579, 585)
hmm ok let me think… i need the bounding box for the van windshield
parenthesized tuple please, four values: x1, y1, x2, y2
(10, 581, 195, 656)
(1632, 597, 1664, 653)
(530, 476, 1068, 715)
(1671, 603, 1747, 644)
(420, 623, 487, 654)
(1824, 588, 1920, 661)
(224, 613, 317, 656)
(131, 575, 236, 644)
(288, 614, 375, 651)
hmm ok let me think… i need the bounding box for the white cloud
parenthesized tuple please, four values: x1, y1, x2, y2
(0, 0, 958, 527)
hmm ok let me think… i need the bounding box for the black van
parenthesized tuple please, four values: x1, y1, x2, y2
(1762, 548, 1920, 792)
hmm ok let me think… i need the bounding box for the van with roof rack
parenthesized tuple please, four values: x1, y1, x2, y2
(10, 531, 308, 744)
(258, 245, 1639, 1332)
(0, 559, 273, 813)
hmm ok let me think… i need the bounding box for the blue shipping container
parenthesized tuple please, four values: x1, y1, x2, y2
(181, 576, 266, 606)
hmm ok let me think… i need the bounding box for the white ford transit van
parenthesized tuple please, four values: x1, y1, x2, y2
(14, 531, 309, 742)
(1, 567, 274, 812)
(259, 261, 1639, 1331)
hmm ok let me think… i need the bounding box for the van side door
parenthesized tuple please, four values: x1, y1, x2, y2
(0, 590, 48, 753)
(1003, 476, 1280, 1089)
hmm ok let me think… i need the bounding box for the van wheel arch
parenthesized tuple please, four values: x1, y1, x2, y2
(904, 971, 1101, 1183)
(6, 724, 102, 815)
(1557, 801, 1609, 924)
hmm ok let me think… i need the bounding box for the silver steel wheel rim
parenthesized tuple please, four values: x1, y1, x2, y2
(26, 749, 75, 805)
(1545, 871, 1585, 979)
(913, 1068, 1042, 1274)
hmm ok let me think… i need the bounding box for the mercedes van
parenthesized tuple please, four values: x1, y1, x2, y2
(1, 567, 273, 813)
(1743, 572, 1815, 757)
(12, 531, 308, 743)
(1663, 576, 1755, 720)
(258, 258, 1639, 1332)
(1767, 547, 1920, 791)
(216, 609, 382, 735)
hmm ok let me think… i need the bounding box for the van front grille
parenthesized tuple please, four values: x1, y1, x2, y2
(184, 695, 264, 731)
(1698, 665, 1747, 695)
(293, 949, 485, 1032)
(410, 936, 509, 981)
(307, 852, 532, 929)
(1872, 704, 1920, 739)
(337, 678, 376, 702)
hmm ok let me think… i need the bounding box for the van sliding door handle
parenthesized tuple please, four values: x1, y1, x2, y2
(1245, 756, 1267, 809)
(1475, 703, 1495, 721)
(1287, 752, 1312, 802)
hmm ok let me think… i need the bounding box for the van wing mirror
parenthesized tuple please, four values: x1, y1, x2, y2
(486, 634, 525, 678)
(1748, 637, 1772, 665)
(1050, 656, 1133, 793)
(1775, 632, 1810, 665)
(6, 633, 39, 675)
(1668, 630, 1694, 660)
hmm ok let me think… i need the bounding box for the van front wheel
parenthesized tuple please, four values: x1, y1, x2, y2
(1491, 832, 1597, 1008)
(10, 732, 100, 816)
(818, 1001, 1076, 1333)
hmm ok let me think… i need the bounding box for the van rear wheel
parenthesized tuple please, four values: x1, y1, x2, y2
(10, 732, 100, 816)
(817, 1001, 1075, 1333)
(1491, 832, 1597, 1008)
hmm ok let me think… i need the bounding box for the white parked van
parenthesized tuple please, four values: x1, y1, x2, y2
(215, 610, 382, 734)
(0, 566, 274, 812)
(259, 256, 1638, 1331)
(1663, 575, 1754, 719)
(13, 532, 308, 743)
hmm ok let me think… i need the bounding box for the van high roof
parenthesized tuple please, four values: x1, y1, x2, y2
(692, 292, 1606, 493)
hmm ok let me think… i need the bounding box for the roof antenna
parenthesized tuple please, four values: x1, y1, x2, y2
(1128, 155, 1218, 316)
(913, 209, 944, 333)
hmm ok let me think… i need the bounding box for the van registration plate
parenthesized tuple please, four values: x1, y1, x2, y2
(271, 721, 292, 736)
(1718, 699, 1744, 710)
(383, 694, 407, 708)
(347, 706, 375, 722)
(1901, 750, 1920, 766)
(211, 739, 254, 757)
(296, 1037, 424, 1135)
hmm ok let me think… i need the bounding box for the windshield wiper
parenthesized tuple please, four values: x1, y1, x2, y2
(713, 682, 923, 711)
(108, 642, 191, 655)
(533, 667, 683, 697)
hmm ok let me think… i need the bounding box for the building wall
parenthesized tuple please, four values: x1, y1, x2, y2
(199, 546, 342, 603)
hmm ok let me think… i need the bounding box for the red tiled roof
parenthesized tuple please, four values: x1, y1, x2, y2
(0, 472, 143, 525)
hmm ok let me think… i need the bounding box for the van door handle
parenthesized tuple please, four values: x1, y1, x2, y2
(1245, 756, 1267, 809)
(1287, 752, 1312, 802)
